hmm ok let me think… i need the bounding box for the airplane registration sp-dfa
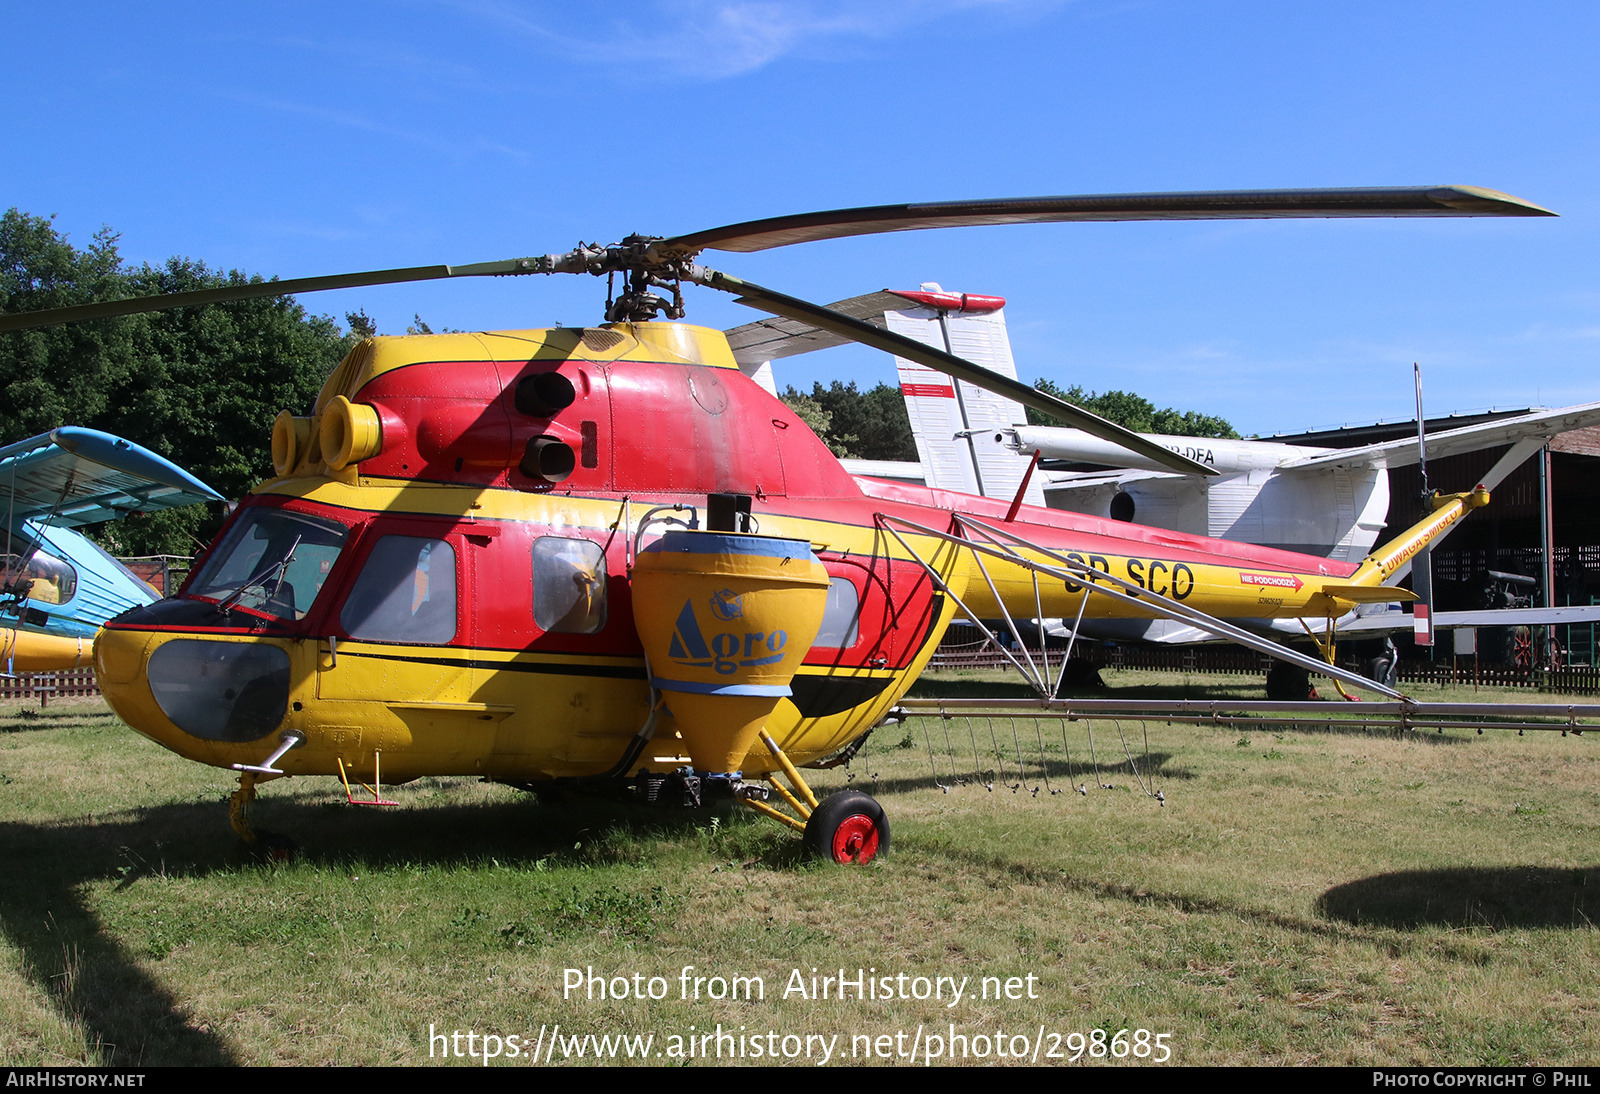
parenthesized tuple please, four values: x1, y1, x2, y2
(0, 186, 1554, 862)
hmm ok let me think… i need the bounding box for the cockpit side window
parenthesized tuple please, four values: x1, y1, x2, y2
(812, 576, 861, 649)
(1, 540, 77, 606)
(341, 536, 458, 643)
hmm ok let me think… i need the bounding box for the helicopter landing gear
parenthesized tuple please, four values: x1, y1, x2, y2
(734, 730, 887, 864)
(1265, 662, 1317, 701)
(803, 790, 889, 864)
(229, 771, 298, 862)
(229, 770, 259, 843)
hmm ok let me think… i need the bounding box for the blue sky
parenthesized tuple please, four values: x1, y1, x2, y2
(6, 1, 1596, 437)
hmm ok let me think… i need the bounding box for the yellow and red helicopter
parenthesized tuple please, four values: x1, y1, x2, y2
(0, 186, 1553, 862)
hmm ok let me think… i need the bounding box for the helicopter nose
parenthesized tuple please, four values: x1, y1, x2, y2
(97, 630, 291, 747)
(96, 625, 166, 744)
(95, 625, 151, 687)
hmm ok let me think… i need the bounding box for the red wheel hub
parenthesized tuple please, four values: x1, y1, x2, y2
(831, 814, 881, 863)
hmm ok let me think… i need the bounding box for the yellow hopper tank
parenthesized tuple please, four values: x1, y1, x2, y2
(631, 531, 830, 773)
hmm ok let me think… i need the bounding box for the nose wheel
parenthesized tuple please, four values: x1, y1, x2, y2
(228, 770, 299, 862)
(804, 790, 889, 864)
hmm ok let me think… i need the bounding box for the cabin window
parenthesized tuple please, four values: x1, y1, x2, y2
(189, 507, 349, 620)
(812, 576, 860, 649)
(341, 536, 457, 643)
(1, 543, 76, 605)
(533, 536, 607, 634)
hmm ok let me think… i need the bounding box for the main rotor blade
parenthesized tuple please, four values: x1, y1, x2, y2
(690, 268, 1217, 477)
(665, 186, 1555, 254)
(0, 258, 544, 333)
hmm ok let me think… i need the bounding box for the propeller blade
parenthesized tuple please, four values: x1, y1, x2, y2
(664, 185, 1555, 254)
(689, 267, 1217, 477)
(0, 258, 546, 334)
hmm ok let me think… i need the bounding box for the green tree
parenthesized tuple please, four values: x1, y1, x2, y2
(0, 209, 351, 555)
(1028, 378, 1239, 438)
(0, 211, 138, 437)
(345, 309, 378, 341)
(783, 381, 916, 461)
(780, 391, 856, 457)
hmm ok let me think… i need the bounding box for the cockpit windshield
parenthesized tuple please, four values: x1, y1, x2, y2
(188, 507, 350, 620)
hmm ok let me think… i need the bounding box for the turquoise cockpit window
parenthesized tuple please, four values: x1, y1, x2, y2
(533, 536, 607, 634)
(341, 536, 457, 643)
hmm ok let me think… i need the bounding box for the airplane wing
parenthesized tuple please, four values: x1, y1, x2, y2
(0, 427, 223, 527)
(838, 459, 1151, 487)
(840, 458, 925, 482)
(1280, 402, 1600, 471)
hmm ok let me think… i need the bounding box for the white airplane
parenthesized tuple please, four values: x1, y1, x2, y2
(727, 287, 1600, 650)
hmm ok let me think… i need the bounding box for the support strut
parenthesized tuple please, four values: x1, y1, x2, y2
(229, 771, 259, 843)
(735, 730, 821, 834)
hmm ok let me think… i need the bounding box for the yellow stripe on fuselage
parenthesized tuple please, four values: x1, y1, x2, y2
(254, 475, 1397, 623)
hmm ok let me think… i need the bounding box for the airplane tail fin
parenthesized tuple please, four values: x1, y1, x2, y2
(1345, 486, 1491, 588)
(885, 293, 1046, 505)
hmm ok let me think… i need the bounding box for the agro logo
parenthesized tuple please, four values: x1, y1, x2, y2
(709, 587, 743, 621)
(667, 598, 787, 675)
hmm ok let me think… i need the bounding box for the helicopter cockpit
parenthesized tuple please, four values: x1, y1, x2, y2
(187, 507, 349, 622)
(2, 541, 78, 607)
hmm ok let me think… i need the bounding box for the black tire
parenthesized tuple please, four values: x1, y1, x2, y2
(1266, 662, 1314, 701)
(243, 830, 298, 864)
(803, 789, 889, 864)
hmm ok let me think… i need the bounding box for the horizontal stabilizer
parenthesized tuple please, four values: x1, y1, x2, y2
(1337, 603, 1600, 634)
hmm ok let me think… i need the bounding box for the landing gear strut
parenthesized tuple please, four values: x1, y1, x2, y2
(229, 770, 297, 862)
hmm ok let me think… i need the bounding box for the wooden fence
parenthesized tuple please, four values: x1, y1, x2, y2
(0, 668, 100, 704)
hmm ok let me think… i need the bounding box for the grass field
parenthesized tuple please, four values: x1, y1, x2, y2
(2, 670, 1597, 1067)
